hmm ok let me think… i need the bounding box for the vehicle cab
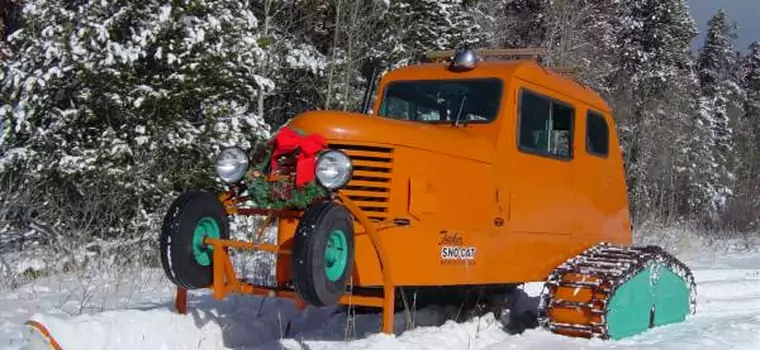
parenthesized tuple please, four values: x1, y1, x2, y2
(287, 49, 631, 285)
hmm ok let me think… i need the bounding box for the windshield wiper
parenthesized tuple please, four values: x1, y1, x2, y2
(454, 94, 467, 126)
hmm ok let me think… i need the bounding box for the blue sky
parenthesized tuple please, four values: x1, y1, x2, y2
(688, 0, 759, 52)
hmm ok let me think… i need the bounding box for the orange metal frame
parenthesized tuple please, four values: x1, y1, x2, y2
(174, 192, 397, 334)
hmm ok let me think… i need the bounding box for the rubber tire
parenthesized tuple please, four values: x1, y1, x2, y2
(292, 201, 355, 307)
(160, 190, 230, 290)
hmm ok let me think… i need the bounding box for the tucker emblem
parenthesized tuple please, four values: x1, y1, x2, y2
(438, 230, 476, 264)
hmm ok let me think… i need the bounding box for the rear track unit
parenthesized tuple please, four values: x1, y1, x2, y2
(537, 242, 697, 340)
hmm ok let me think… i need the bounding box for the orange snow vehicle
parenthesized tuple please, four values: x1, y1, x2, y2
(153, 48, 697, 340)
(26, 48, 689, 346)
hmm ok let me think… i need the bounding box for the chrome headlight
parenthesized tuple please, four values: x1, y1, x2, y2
(215, 147, 249, 183)
(315, 150, 352, 190)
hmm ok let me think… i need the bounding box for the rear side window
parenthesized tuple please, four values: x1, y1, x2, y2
(518, 90, 574, 159)
(586, 111, 609, 157)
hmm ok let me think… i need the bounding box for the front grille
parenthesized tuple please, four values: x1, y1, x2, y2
(329, 143, 394, 222)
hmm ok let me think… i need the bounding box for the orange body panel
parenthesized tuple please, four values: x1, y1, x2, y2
(278, 59, 632, 288)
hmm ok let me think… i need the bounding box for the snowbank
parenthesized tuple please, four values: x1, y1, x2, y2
(3, 236, 760, 350)
(10, 255, 760, 350)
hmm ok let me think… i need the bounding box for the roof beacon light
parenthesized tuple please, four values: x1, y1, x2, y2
(449, 48, 477, 72)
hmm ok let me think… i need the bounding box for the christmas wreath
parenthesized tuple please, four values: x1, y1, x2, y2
(243, 126, 330, 210)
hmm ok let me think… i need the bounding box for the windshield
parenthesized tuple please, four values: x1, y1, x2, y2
(377, 78, 503, 123)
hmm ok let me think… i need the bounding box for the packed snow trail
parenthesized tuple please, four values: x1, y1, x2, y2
(3, 252, 760, 350)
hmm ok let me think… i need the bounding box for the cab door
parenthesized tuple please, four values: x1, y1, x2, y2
(507, 86, 576, 236)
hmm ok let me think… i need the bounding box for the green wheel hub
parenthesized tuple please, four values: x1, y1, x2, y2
(324, 229, 348, 282)
(192, 217, 220, 266)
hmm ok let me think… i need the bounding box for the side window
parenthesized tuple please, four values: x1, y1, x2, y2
(586, 110, 609, 157)
(518, 90, 551, 153)
(518, 90, 574, 159)
(551, 103, 573, 158)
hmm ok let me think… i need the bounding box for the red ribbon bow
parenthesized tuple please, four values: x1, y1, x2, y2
(270, 126, 327, 187)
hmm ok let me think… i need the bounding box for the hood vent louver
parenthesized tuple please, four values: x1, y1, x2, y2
(328, 143, 394, 222)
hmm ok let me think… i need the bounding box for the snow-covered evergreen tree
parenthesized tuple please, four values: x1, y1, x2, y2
(616, 0, 696, 88)
(612, 0, 698, 220)
(541, 0, 621, 92)
(743, 42, 760, 143)
(501, 0, 547, 49)
(247, 0, 327, 126)
(697, 10, 741, 95)
(695, 9, 741, 216)
(0, 0, 277, 258)
(685, 84, 724, 216)
(373, 0, 488, 67)
(729, 41, 760, 228)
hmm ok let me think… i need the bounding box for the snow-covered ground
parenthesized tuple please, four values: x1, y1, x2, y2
(2, 249, 760, 350)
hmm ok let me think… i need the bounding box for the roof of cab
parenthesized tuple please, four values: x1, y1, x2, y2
(380, 60, 611, 113)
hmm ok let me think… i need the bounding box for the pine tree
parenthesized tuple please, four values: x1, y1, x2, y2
(248, 0, 327, 126)
(732, 41, 760, 228)
(744, 42, 760, 142)
(500, 0, 547, 48)
(695, 9, 741, 217)
(697, 10, 740, 96)
(0, 0, 275, 248)
(373, 0, 487, 67)
(611, 0, 698, 220)
(542, 0, 622, 92)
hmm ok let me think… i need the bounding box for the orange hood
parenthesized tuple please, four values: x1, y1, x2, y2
(286, 110, 495, 164)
